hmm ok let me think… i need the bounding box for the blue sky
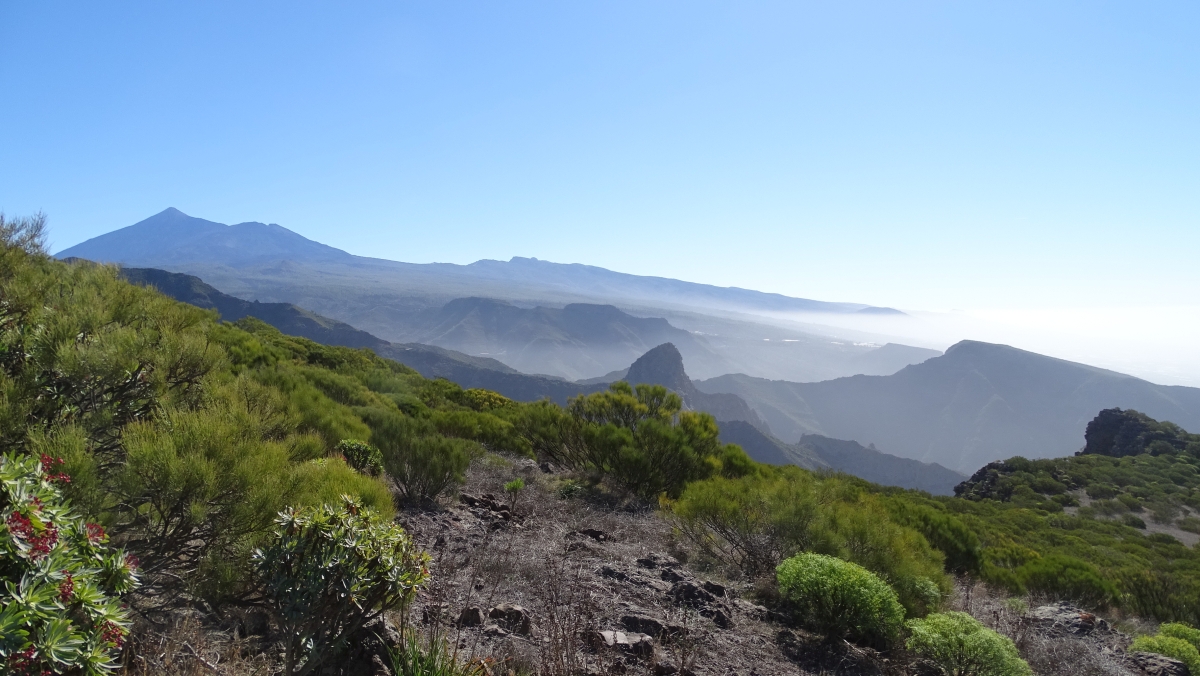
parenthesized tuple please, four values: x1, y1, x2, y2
(1, 1, 1197, 315)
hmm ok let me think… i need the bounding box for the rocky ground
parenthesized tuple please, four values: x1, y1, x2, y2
(124, 455, 1194, 675)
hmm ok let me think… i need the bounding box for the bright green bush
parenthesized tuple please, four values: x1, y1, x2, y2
(1, 452, 139, 675)
(905, 612, 1031, 676)
(255, 497, 429, 676)
(1014, 555, 1119, 608)
(1130, 635, 1200, 675)
(1160, 622, 1200, 650)
(335, 439, 383, 476)
(566, 382, 752, 499)
(776, 553, 905, 647)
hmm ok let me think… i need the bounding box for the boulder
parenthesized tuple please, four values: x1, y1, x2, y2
(1128, 651, 1190, 676)
(591, 630, 655, 657)
(488, 603, 533, 636)
(458, 606, 485, 627)
(1027, 602, 1110, 635)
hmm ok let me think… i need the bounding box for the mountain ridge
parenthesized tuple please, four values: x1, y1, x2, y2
(696, 340, 1200, 472)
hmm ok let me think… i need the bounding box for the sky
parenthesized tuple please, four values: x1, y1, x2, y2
(2, 2, 1198, 381)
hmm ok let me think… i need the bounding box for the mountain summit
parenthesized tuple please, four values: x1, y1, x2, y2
(56, 208, 353, 267)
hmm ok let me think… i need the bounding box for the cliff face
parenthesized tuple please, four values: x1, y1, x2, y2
(625, 343, 771, 435)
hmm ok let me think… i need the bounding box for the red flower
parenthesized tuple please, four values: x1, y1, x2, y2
(124, 553, 140, 571)
(39, 454, 70, 484)
(58, 572, 74, 603)
(100, 620, 126, 648)
(29, 526, 58, 560)
(6, 511, 34, 539)
(86, 522, 106, 542)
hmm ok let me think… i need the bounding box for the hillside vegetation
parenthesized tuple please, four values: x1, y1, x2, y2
(6, 212, 1200, 674)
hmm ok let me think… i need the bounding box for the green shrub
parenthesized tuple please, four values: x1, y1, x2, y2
(255, 497, 430, 676)
(905, 612, 1031, 676)
(1, 453, 139, 675)
(776, 553, 905, 647)
(1160, 622, 1200, 651)
(1130, 635, 1200, 675)
(335, 439, 384, 476)
(385, 435, 480, 505)
(565, 383, 752, 499)
(1014, 555, 1119, 608)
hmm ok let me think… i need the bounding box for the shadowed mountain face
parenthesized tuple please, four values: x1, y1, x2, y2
(394, 297, 730, 381)
(56, 209, 940, 382)
(696, 340, 1200, 473)
(795, 434, 966, 496)
(117, 266, 604, 404)
(624, 343, 771, 434)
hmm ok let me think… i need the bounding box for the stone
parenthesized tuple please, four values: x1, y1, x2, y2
(576, 528, 609, 541)
(369, 654, 391, 676)
(1128, 651, 1190, 676)
(660, 568, 686, 583)
(1027, 602, 1110, 635)
(622, 614, 665, 638)
(600, 565, 631, 582)
(539, 461, 556, 473)
(362, 615, 401, 649)
(483, 623, 508, 637)
(654, 659, 679, 675)
(592, 630, 655, 658)
(670, 581, 716, 608)
(488, 603, 533, 636)
(701, 581, 726, 597)
(458, 606, 485, 627)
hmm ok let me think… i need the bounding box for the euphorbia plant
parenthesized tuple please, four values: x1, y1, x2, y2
(255, 496, 430, 676)
(0, 453, 139, 675)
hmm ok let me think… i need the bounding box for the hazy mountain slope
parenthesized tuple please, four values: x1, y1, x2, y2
(116, 265, 603, 404)
(55, 209, 945, 382)
(396, 297, 731, 381)
(796, 434, 966, 496)
(717, 420, 826, 469)
(120, 267, 387, 349)
(697, 340, 1200, 473)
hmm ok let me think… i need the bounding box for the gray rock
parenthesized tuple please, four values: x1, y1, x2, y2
(1128, 651, 1190, 676)
(488, 603, 532, 636)
(458, 606, 485, 627)
(670, 581, 716, 608)
(483, 623, 508, 637)
(1028, 602, 1110, 635)
(591, 630, 656, 657)
(622, 614, 665, 638)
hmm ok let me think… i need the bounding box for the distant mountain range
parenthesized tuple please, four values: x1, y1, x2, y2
(696, 341, 1200, 473)
(58, 208, 936, 382)
(389, 297, 731, 381)
(113, 264, 955, 492)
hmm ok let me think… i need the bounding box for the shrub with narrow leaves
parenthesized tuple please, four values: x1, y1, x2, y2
(334, 439, 384, 476)
(0, 453, 139, 675)
(775, 552, 905, 647)
(255, 497, 430, 676)
(905, 612, 1031, 676)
